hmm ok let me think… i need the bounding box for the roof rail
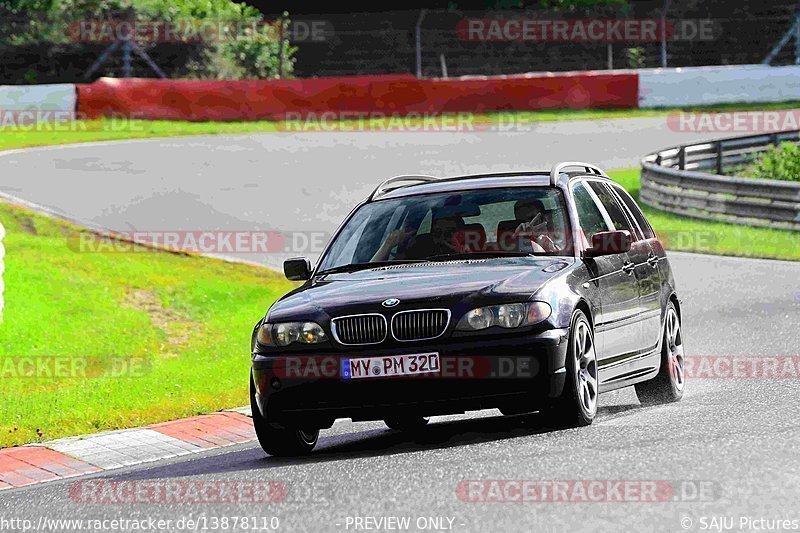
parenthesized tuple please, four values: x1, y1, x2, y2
(369, 174, 438, 201)
(549, 162, 607, 187)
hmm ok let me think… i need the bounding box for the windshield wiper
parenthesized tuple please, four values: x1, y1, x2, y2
(425, 251, 533, 261)
(316, 260, 429, 275)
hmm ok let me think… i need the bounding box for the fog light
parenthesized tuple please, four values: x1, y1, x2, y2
(270, 377, 282, 390)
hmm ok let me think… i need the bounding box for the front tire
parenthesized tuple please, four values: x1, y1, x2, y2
(542, 310, 598, 427)
(250, 376, 318, 456)
(635, 302, 685, 406)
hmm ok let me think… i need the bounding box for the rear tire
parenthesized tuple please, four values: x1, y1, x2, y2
(635, 302, 685, 406)
(384, 416, 429, 431)
(250, 376, 318, 456)
(541, 310, 598, 428)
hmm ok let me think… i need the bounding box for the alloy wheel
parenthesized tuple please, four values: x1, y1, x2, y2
(574, 319, 598, 417)
(665, 308, 685, 392)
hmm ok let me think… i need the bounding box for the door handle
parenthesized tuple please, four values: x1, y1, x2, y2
(647, 254, 659, 267)
(622, 262, 635, 275)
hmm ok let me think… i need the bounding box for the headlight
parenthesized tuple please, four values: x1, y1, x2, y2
(497, 303, 525, 328)
(256, 321, 328, 346)
(455, 302, 551, 331)
(462, 307, 494, 330)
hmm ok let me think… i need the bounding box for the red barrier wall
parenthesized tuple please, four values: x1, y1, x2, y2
(77, 72, 638, 121)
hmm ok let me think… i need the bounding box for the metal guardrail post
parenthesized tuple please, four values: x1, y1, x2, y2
(796, 13, 800, 65)
(415, 9, 427, 78)
(678, 146, 686, 170)
(763, 14, 800, 65)
(716, 141, 724, 175)
(278, 16, 285, 79)
(660, 0, 671, 68)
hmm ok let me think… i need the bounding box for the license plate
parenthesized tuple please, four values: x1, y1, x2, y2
(341, 353, 440, 380)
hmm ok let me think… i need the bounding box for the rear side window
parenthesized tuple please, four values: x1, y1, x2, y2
(571, 182, 610, 242)
(610, 184, 656, 239)
(587, 181, 641, 240)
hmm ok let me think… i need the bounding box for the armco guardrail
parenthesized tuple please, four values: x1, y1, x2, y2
(641, 131, 800, 231)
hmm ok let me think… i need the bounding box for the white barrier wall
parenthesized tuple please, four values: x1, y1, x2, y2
(0, 83, 77, 121)
(639, 65, 800, 108)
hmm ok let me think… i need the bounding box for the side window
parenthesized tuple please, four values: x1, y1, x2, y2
(571, 182, 610, 242)
(587, 181, 641, 240)
(610, 184, 656, 239)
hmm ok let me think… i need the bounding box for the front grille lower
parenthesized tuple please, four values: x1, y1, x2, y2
(331, 314, 388, 345)
(391, 309, 450, 341)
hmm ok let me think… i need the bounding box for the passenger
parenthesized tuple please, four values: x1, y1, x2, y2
(511, 199, 558, 253)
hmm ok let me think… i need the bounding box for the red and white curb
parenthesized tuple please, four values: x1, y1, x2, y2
(0, 407, 253, 490)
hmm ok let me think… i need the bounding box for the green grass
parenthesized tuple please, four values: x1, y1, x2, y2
(3, 99, 800, 152)
(0, 202, 293, 448)
(608, 169, 800, 261)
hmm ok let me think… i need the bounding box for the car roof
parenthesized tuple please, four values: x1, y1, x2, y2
(374, 171, 612, 201)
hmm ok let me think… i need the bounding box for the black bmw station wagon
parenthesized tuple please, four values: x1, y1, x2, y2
(250, 163, 685, 456)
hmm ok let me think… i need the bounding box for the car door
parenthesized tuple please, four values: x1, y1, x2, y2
(607, 183, 664, 351)
(571, 181, 641, 364)
(587, 180, 662, 356)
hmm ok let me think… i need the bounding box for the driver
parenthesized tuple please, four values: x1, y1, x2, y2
(371, 216, 465, 261)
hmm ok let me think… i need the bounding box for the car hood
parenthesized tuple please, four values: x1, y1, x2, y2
(266, 257, 574, 322)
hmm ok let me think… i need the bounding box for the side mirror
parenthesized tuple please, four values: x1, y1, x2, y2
(584, 230, 632, 258)
(284, 257, 312, 281)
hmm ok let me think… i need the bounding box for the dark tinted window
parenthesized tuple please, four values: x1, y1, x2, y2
(610, 184, 656, 239)
(319, 187, 574, 269)
(571, 182, 609, 242)
(587, 181, 641, 240)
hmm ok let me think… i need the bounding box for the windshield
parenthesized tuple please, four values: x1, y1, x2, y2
(318, 187, 573, 272)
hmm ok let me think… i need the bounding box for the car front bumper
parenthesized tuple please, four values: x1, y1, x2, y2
(251, 328, 569, 428)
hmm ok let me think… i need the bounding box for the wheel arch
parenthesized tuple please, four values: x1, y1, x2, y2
(669, 293, 681, 323)
(573, 298, 594, 331)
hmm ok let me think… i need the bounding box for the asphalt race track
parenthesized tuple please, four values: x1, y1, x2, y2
(1, 116, 799, 532)
(0, 116, 765, 268)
